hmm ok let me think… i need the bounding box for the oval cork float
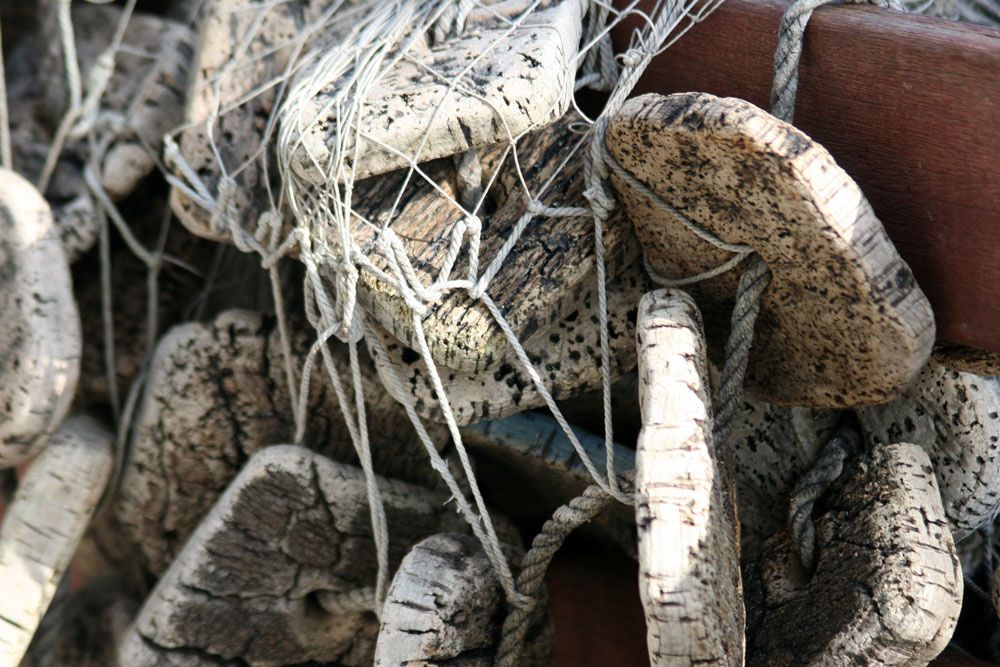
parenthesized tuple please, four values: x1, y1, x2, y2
(606, 92, 934, 408)
(859, 357, 1000, 538)
(0, 168, 81, 467)
(635, 288, 744, 666)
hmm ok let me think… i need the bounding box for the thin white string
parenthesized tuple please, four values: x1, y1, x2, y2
(161, 0, 725, 612)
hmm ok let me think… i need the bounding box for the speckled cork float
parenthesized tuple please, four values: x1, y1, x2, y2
(859, 357, 1000, 538)
(635, 289, 744, 666)
(366, 261, 648, 426)
(744, 443, 962, 666)
(349, 112, 638, 374)
(0, 168, 81, 467)
(606, 92, 935, 408)
(284, 0, 585, 183)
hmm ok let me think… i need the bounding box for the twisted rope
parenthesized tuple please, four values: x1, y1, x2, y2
(495, 484, 615, 667)
(788, 428, 861, 572)
(772, 0, 902, 123)
(713, 255, 772, 447)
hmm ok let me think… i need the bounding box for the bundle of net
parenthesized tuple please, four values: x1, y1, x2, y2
(160, 0, 725, 640)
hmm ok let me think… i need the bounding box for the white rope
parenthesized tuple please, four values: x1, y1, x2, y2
(162, 0, 726, 616)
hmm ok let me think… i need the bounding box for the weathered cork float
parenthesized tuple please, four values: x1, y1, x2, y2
(0, 0, 996, 665)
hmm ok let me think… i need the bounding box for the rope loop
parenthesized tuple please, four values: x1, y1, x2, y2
(617, 47, 643, 69)
(788, 427, 862, 573)
(583, 183, 616, 221)
(495, 484, 615, 667)
(772, 0, 903, 123)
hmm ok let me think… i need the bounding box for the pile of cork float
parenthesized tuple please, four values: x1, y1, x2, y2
(0, 1, 997, 666)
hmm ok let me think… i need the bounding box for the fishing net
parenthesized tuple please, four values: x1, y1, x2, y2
(159, 0, 725, 614)
(12, 0, 999, 661)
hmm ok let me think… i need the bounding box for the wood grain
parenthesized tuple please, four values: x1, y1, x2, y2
(612, 0, 1000, 353)
(635, 289, 743, 665)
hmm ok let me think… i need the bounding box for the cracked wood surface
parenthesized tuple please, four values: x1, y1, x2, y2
(858, 358, 1000, 538)
(744, 443, 962, 666)
(0, 168, 81, 467)
(635, 288, 744, 666)
(285, 0, 584, 182)
(118, 445, 466, 666)
(116, 309, 447, 575)
(607, 92, 935, 407)
(0, 416, 113, 665)
(375, 533, 553, 666)
(367, 260, 647, 426)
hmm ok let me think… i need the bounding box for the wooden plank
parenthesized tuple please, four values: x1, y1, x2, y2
(612, 0, 1000, 353)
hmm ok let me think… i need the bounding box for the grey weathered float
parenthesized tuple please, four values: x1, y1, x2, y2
(118, 446, 479, 666)
(744, 443, 962, 666)
(116, 309, 447, 574)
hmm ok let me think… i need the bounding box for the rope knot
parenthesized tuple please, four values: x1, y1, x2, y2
(256, 208, 283, 241)
(464, 213, 481, 238)
(525, 198, 547, 217)
(508, 590, 536, 611)
(583, 183, 616, 220)
(618, 48, 643, 69)
(334, 260, 363, 343)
